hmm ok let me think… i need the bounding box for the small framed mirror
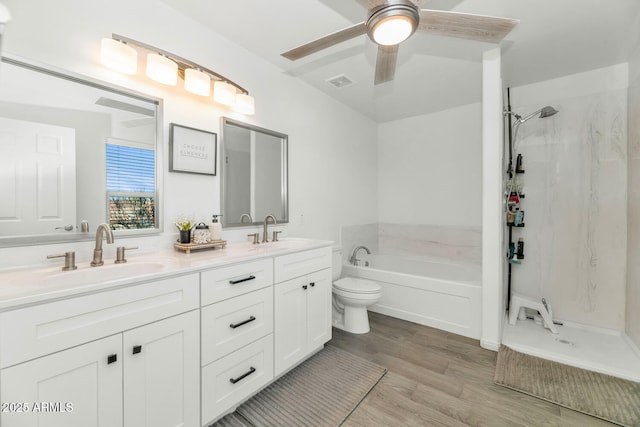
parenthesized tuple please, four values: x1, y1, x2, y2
(0, 55, 162, 247)
(221, 118, 288, 227)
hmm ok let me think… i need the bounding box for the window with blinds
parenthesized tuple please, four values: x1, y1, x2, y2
(106, 143, 156, 230)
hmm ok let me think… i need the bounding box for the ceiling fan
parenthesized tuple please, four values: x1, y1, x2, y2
(281, 0, 518, 85)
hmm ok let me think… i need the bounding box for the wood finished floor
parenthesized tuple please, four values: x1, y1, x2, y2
(330, 312, 615, 427)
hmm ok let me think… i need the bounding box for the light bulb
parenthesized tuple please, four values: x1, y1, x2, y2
(101, 38, 138, 75)
(184, 68, 210, 96)
(233, 94, 255, 115)
(372, 16, 414, 45)
(146, 53, 177, 86)
(213, 81, 236, 106)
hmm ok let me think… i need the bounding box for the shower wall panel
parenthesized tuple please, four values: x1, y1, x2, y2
(627, 44, 640, 348)
(510, 64, 628, 331)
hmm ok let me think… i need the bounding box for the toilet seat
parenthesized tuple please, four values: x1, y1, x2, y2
(333, 277, 381, 294)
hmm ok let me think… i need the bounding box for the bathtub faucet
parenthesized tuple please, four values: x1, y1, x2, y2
(350, 246, 371, 266)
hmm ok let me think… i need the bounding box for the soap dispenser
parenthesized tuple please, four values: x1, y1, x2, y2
(209, 215, 222, 241)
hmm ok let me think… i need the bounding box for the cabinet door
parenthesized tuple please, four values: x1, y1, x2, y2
(306, 268, 333, 351)
(123, 311, 199, 427)
(0, 334, 122, 427)
(274, 277, 307, 376)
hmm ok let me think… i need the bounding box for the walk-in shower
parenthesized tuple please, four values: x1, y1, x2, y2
(502, 97, 640, 382)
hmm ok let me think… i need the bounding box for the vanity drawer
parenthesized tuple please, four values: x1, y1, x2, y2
(0, 274, 199, 368)
(201, 258, 273, 305)
(202, 334, 274, 424)
(274, 246, 331, 283)
(201, 287, 273, 365)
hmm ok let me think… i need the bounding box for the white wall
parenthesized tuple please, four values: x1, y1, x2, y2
(0, 0, 378, 268)
(377, 102, 482, 227)
(481, 48, 505, 351)
(510, 64, 628, 331)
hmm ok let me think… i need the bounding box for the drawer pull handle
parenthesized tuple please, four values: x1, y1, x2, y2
(229, 275, 256, 285)
(230, 367, 256, 384)
(107, 354, 117, 364)
(132, 345, 142, 355)
(230, 316, 256, 329)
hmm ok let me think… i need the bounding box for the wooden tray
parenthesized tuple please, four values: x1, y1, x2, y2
(174, 239, 227, 254)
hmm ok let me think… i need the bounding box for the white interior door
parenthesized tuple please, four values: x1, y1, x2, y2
(0, 117, 76, 235)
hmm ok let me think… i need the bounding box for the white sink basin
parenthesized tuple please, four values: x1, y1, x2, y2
(44, 261, 165, 287)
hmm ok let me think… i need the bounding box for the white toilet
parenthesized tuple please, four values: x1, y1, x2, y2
(332, 248, 382, 334)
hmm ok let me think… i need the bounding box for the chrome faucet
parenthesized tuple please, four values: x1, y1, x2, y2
(350, 245, 371, 266)
(240, 213, 253, 223)
(91, 223, 114, 266)
(262, 215, 277, 243)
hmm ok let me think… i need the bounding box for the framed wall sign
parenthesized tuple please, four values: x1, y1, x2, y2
(169, 123, 217, 175)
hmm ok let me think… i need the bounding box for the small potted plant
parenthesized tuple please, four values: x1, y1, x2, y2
(175, 216, 194, 244)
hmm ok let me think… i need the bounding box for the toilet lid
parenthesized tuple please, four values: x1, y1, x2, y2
(333, 277, 381, 294)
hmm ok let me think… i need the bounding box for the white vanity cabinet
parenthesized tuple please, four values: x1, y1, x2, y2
(0, 274, 200, 427)
(200, 259, 275, 425)
(274, 247, 332, 376)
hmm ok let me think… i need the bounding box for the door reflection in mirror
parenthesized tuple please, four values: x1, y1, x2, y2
(0, 56, 161, 246)
(221, 118, 288, 227)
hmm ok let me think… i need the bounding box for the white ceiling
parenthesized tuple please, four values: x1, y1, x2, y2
(159, 0, 640, 123)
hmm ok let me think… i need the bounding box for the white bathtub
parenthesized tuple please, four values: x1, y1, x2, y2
(342, 253, 482, 339)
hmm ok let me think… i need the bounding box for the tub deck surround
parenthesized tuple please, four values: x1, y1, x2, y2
(0, 238, 331, 310)
(343, 253, 482, 339)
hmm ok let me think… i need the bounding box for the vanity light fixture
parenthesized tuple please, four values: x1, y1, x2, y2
(233, 93, 256, 115)
(100, 34, 255, 114)
(100, 38, 138, 75)
(146, 53, 178, 86)
(184, 68, 210, 96)
(213, 81, 236, 106)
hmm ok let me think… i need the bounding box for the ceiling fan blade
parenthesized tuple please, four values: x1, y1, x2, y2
(281, 22, 367, 60)
(418, 9, 518, 43)
(374, 44, 398, 85)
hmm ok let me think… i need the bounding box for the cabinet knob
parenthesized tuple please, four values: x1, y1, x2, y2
(107, 354, 117, 364)
(302, 284, 308, 290)
(132, 345, 142, 355)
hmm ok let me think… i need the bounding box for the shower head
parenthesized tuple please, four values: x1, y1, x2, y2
(539, 106, 559, 118)
(517, 105, 559, 124)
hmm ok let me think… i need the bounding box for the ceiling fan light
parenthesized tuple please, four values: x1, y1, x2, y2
(146, 53, 178, 86)
(372, 16, 414, 46)
(233, 93, 255, 115)
(213, 81, 236, 106)
(184, 68, 211, 96)
(101, 38, 138, 75)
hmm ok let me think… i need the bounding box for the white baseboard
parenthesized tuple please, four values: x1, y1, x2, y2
(480, 339, 500, 352)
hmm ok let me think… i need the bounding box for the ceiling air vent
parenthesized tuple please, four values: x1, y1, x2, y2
(326, 74, 354, 88)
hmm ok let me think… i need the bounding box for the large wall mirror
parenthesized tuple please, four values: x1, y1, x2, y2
(0, 55, 162, 247)
(221, 118, 288, 227)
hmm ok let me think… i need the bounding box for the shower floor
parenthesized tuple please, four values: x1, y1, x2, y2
(502, 317, 640, 382)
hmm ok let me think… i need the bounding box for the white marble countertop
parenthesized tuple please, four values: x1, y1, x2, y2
(0, 238, 333, 311)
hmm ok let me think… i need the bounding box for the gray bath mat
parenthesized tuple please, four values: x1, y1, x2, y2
(218, 345, 386, 427)
(494, 345, 640, 426)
